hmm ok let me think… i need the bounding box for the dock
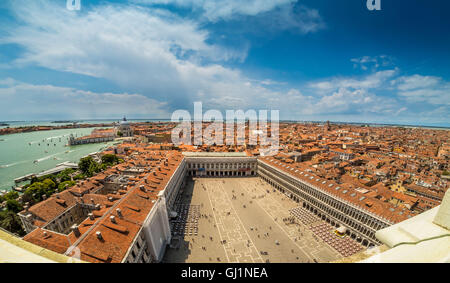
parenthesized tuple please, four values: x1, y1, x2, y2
(14, 162, 79, 183)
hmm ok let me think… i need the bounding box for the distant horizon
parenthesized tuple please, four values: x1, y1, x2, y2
(1, 118, 449, 129)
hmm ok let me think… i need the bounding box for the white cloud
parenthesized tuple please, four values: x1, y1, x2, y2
(392, 74, 441, 91)
(132, 0, 325, 34)
(133, 0, 293, 21)
(2, 0, 324, 116)
(351, 55, 393, 71)
(309, 69, 398, 93)
(3, 1, 255, 110)
(0, 79, 168, 120)
(393, 74, 450, 105)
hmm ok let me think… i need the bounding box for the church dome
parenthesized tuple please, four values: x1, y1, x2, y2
(120, 117, 130, 126)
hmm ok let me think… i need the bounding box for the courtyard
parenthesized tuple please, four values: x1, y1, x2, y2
(163, 177, 347, 263)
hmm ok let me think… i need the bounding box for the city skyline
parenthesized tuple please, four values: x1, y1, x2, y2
(0, 0, 449, 126)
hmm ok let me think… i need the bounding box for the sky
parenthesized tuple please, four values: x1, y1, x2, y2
(0, 0, 449, 126)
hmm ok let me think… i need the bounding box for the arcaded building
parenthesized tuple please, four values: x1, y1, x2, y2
(19, 150, 412, 263)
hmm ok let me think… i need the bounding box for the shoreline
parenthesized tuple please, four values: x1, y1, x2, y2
(2, 144, 117, 195)
(0, 127, 120, 192)
(0, 123, 115, 136)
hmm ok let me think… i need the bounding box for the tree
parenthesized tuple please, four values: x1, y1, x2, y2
(23, 178, 57, 204)
(58, 181, 76, 192)
(101, 154, 119, 165)
(0, 211, 25, 236)
(6, 199, 23, 214)
(78, 156, 99, 177)
(117, 131, 123, 137)
(57, 168, 75, 182)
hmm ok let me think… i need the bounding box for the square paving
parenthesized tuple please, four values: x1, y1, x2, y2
(163, 177, 343, 263)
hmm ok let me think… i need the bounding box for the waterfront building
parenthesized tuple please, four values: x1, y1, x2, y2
(117, 117, 133, 137)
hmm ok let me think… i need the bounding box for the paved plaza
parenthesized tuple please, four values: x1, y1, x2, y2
(163, 177, 343, 263)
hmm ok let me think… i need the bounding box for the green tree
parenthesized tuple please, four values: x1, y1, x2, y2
(101, 154, 119, 165)
(6, 199, 23, 214)
(58, 181, 76, 192)
(73, 173, 86, 180)
(78, 156, 99, 177)
(57, 168, 75, 182)
(23, 178, 57, 204)
(0, 211, 25, 236)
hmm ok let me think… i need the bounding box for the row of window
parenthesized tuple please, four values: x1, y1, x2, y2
(259, 163, 387, 238)
(188, 162, 256, 170)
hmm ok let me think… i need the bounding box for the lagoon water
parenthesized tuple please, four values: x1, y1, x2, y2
(0, 127, 118, 192)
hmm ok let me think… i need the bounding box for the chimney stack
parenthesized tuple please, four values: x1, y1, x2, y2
(88, 213, 94, 220)
(71, 225, 81, 237)
(116, 208, 122, 217)
(110, 216, 117, 224)
(96, 231, 103, 240)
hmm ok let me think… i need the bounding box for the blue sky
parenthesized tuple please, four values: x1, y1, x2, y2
(0, 0, 449, 126)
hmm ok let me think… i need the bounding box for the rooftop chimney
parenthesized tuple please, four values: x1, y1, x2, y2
(96, 231, 103, 240)
(71, 225, 81, 237)
(88, 213, 94, 220)
(116, 208, 122, 217)
(110, 215, 117, 224)
(140, 185, 146, 192)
